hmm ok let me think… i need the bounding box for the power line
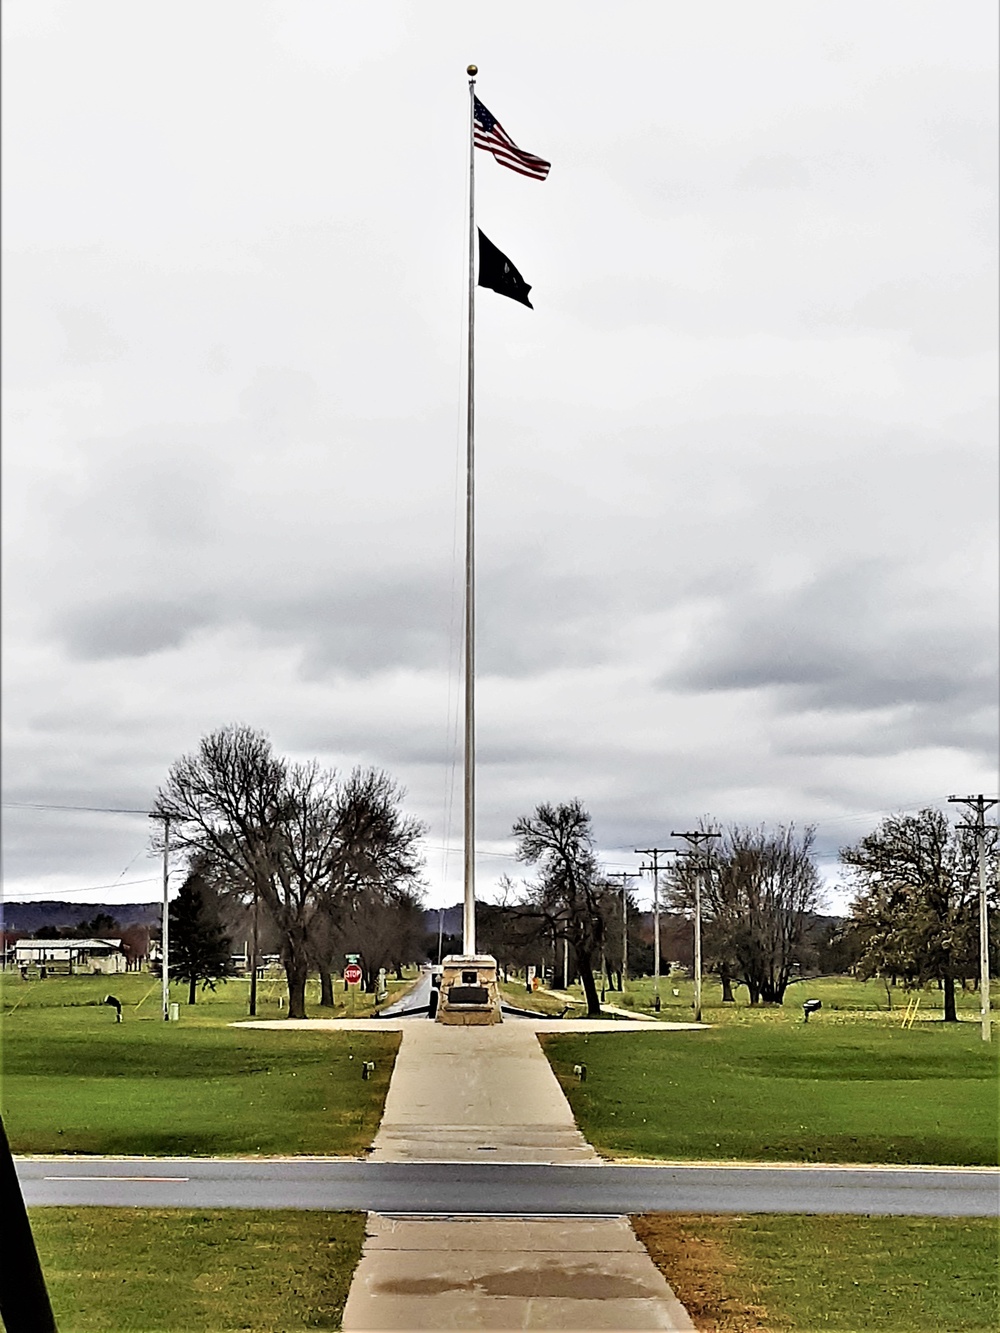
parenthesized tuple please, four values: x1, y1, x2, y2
(2, 877, 159, 897)
(2, 802, 150, 815)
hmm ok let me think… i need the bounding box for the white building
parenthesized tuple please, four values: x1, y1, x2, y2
(14, 937, 127, 975)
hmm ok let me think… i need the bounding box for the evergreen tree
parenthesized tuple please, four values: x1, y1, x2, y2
(169, 868, 235, 1003)
(75, 912, 120, 938)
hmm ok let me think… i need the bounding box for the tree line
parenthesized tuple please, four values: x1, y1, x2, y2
(153, 725, 426, 1017)
(482, 802, 828, 1015)
(483, 801, 997, 1020)
(154, 727, 996, 1020)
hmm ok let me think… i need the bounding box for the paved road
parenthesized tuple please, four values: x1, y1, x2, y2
(378, 968, 433, 1017)
(18, 1158, 997, 1216)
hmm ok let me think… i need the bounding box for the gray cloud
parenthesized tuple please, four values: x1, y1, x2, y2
(3, 1, 996, 909)
(54, 558, 610, 680)
(61, 597, 217, 660)
(663, 558, 996, 713)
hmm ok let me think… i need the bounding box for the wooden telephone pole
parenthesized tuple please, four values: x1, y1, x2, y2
(635, 847, 679, 1008)
(606, 871, 638, 990)
(671, 830, 720, 1022)
(948, 794, 997, 1043)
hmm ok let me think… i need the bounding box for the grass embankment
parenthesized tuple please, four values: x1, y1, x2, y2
(1, 973, 400, 1155)
(499, 980, 569, 1015)
(542, 1022, 998, 1164)
(31, 1208, 365, 1332)
(635, 1214, 999, 1333)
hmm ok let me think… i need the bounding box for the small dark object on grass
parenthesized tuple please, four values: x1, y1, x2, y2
(573, 1063, 587, 1082)
(803, 999, 822, 1023)
(104, 995, 123, 1023)
(361, 1061, 375, 1080)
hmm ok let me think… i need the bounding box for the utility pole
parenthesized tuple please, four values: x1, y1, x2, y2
(607, 872, 637, 990)
(248, 879, 259, 1017)
(636, 847, 679, 1009)
(149, 813, 172, 1021)
(672, 830, 720, 1023)
(948, 794, 998, 1043)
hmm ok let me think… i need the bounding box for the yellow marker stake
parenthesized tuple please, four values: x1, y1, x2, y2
(134, 980, 160, 1010)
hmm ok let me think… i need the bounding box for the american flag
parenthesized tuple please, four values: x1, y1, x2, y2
(474, 97, 550, 181)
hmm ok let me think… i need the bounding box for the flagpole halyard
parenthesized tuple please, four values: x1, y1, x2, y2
(463, 64, 477, 957)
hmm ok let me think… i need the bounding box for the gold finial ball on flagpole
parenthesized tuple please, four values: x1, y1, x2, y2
(467, 64, 478, 76)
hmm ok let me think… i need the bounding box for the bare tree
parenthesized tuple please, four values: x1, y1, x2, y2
(387, 885, 429, 980)
(477, 879, 541, 982)
(598, 883, 645, 992)
(310, 767, 426, 997)
(333, 883, 427, 992)
(512, 800, 606, 1017)
(265, 760, 344, 1016)
(153, 725, 318, 1018)
(155, 730, 426, 1019)
(668, 824, 822, 1004)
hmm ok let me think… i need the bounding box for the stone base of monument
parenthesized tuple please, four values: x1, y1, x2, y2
(435, 953, 503, 1025)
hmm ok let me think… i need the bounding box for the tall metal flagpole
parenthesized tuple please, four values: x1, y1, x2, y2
(463, 64, 478, 956)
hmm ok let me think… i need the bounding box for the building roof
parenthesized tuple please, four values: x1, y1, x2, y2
(17, 937, 124, 951)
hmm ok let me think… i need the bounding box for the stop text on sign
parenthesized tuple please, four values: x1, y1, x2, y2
(344, 963, 363, 985)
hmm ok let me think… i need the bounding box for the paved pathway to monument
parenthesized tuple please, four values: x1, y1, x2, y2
(342, 1018, 700, 1331)
(368, 1018, 601, 1165)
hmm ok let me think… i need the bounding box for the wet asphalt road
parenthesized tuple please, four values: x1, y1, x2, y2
(18, 1158, 997, 1216)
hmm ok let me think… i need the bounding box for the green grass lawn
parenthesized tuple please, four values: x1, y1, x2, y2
(635, 1213, 999, 1333)
(2, 966, 418, 1024)
(2, 973, 400, 1155)
(31, 1208, 366, 1332)
(524, 971, 1000, 1025)
(541, 1022, 999, 1164)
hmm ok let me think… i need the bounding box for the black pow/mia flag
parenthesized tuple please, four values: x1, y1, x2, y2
(478, 230, 533, 308)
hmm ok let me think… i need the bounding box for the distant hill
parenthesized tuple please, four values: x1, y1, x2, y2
(6, 899, 459, 939)
(1, 901, 160, 934)
(421, 904, 463, 937)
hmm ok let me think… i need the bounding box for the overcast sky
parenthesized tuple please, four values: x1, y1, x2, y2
(3, 0, 997, 913)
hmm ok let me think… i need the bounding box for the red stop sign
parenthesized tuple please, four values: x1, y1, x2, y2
(343, 963, 363, 986)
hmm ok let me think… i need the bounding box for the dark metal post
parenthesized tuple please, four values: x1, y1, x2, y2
(0, 1115, 57, 1332)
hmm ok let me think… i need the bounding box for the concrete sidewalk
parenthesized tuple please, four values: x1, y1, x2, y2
(342, 1020, 698, 1331)
(342, 1213, 695, 1330)
(369, 1020, 599, 1165)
